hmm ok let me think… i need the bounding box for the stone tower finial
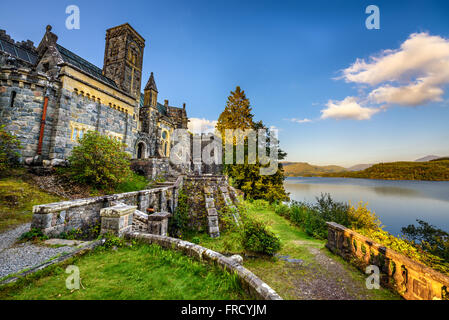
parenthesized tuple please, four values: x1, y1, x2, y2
(144, 72, 158, 92)
(143, 72, 158, 107)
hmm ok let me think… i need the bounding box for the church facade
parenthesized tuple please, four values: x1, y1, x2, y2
(0, 23, 188, 165)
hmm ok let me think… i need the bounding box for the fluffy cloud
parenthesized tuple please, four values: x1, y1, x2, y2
(341, 32, 449, 107)
(287, 118, 313, 124)
(188, 118, 217, 134)
(321, 97, 380, 120)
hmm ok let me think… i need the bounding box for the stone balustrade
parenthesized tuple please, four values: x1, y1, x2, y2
(326, 222, 449, 300)
(32, 176, 184, 237)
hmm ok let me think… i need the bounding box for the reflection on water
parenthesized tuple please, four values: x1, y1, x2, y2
(285, 177, 449, 236)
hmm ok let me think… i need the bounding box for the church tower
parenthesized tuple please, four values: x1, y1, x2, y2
(103, 23, 145, 100)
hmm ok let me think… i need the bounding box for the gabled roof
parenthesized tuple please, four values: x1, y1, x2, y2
(56, 44, 118, 89)
(144, 72, 158, 92)
(157, 102, 167, 115)
(0, 38, 38, 65)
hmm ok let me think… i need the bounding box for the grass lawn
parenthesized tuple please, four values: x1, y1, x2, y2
(0, 169, 63, 232)
(0, 243, 249, 300)
(185, 203, 400, 300)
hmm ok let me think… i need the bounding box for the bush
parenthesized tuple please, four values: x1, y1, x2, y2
(67, 131, 132, 190)
(242, 218, 281, 255)
(169, 189, 190, 238)
(278, 194, 382, 240)
(19, 228, 49, 242)
(274, 203, 290, 218)
(0, 125, 22, 173)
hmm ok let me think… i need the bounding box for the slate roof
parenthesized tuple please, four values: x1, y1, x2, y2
(0, 38, 38, 65)
(56, 44, 118, 89)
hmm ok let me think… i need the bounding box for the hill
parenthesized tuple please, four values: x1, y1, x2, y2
(322, 159, 449, 181)
(282, 162, 347, 177)
(415, 155, 442, 162)
(347, 164, 374, 171)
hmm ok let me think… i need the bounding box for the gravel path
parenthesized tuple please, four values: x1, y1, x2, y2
(0, 224, 79, 280)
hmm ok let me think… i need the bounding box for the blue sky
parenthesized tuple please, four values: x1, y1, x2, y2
(2, 0, 449, 166)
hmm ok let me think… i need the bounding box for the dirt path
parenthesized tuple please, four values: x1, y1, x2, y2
(244, 209, 399, 300)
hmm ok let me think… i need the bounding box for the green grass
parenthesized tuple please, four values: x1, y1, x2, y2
(0, 169, 63, 232)
(0, 244, 249, 300)
(185, 203, 399, 300)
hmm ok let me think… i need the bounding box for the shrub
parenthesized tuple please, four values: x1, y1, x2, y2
(274, 203, 290, 218)
(0, 125, 21, 173)
(242, 218, 281, 255)
(102, 233, 126, 249)
(401, 220, 449, 263)
(281, 194, 382, 240)
(67, 131, 132, 190)
(19, 228, 49, 242)
(191, 237, 201, 245)
(169, 189, 190, 238)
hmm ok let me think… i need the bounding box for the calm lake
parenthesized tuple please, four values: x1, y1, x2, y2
(284, 177, 449, 236)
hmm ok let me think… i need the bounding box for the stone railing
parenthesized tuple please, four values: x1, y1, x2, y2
(125, 232, 283, 300)
(326, 222, 449, 300)
(32, 176, 185, 237)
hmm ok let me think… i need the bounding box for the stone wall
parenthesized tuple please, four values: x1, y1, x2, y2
(0, 66, 138, 161)
(32, 176, 184, 237)
(326, 222, 449, 300)
(131, 157, 170, 180)
(183, 175, 240, 236)
(125, 232, 282, 300)
(0, 66, 59, 160)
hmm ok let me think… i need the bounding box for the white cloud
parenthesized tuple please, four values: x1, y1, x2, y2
(188, 118, 217, 134)
(287, 118, 313, 124)
(321, 97, 380, 120)
(341, 32, 449, 107)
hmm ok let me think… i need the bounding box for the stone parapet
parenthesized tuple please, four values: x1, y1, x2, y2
(326, 222, 449, 300)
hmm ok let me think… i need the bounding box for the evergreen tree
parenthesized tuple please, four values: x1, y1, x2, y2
(216, 86, 289, 202)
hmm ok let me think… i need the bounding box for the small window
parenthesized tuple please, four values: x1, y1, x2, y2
(10, 91, 17, 108)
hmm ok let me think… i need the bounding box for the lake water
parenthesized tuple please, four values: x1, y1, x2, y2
(284, 177, 449, 236)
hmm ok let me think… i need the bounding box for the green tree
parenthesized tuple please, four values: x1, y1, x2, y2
(67, 131, 132, 190)
(216, 86, 289, 202)
(0, 125, 22, 173)
(216, 86, 254, 133)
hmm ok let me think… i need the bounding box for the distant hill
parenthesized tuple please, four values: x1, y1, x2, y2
(282, 162, 347, 177)
(322, 159, 449, 181)
(415, 155, 442, 162)
(347, 164, 374, 171)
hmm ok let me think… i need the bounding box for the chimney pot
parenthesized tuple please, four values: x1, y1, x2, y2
(183, 103, 186, 109)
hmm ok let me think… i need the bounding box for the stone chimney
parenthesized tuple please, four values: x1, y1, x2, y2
(183, 103, 186, 109)
(164, 99, 169, 107)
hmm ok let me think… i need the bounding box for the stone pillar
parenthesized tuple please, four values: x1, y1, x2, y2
(147, 212, 172, 236)
(100, 203, 137, 236)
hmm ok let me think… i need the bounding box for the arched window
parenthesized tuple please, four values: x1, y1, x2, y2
(137, 142, 146, 159)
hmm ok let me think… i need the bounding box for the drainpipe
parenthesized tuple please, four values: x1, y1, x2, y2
(37, 88, 50, 155)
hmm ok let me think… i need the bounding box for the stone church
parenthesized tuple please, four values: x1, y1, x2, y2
(0, 23, 189, 174)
